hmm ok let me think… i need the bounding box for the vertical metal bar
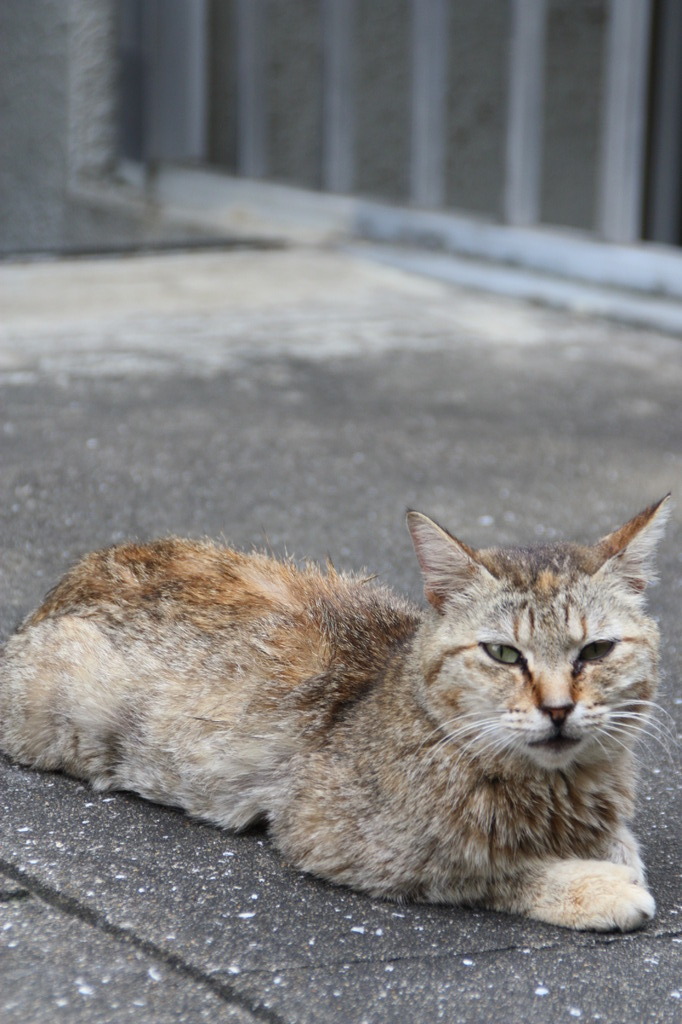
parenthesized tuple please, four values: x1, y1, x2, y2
(646, 0, 682, 245)
(118, 0, 147, 162)
(183, 0, 208, 161)
(322, 0, 355, 193)
(141, 0, 208, 165)
(504, 0, 548, 226)
(141, 0, 162, 164)
(235, 0, 268, 178)
(410, 0, 448, 208)
(597, 0, 653, 243)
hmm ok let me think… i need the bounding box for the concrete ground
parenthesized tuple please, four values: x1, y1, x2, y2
(0, 243, 681, 1023)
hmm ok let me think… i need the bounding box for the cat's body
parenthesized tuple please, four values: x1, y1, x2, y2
(0, 499, 670, 931)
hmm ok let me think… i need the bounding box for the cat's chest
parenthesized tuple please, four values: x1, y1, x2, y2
(462, 767, 623, 861)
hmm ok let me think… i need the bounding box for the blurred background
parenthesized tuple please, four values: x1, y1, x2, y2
(2, 11, 682, 1020)
(2, 0, 682, 283)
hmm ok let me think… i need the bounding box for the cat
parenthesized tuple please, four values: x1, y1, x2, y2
(0, 496, 670, 931)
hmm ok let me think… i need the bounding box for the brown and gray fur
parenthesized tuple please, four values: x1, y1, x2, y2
(0, 498, 670, 930)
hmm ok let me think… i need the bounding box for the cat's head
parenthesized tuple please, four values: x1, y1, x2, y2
(407, 497, 670, 771)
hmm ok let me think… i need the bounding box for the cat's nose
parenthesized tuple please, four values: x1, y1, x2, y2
(541, 703, 575, 726)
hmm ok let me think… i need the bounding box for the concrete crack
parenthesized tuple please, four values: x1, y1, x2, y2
(0, 860, 287, 1024)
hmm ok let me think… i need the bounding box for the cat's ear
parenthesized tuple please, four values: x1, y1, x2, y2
(593, 494, 671, 592)
(406, 511, 493, 610)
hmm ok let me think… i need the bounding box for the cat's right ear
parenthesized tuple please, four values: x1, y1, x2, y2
(406, 511, 491, 611)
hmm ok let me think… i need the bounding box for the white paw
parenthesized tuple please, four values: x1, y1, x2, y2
(536, 860, 656, 932)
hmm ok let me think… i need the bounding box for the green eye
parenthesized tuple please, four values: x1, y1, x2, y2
(482, 643, 522, 665)
(579, 640, 616, 662)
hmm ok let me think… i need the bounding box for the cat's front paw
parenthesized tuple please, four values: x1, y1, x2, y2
(531, 859, 655, 932)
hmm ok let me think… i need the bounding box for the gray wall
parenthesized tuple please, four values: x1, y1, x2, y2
(542, 0, 608, 231)
(0, 1, 72, 252)
(0, 0, 192, 255)
(444, 0, 510, 219)
(0, 0, 642, 253)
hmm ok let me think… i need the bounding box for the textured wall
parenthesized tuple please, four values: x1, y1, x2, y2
(0, 0, 122, 254)
(1, 0, 614, 253)
(0, 0, 71, 251)
(444, 0, 510, 219)
(68, 0, 119, 185)
(267, 0, 323, 189)
(541, 0, 608, 231)
(354, 0, 411, 203)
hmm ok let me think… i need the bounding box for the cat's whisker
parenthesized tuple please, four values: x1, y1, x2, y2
(588, 730, 614, 762)
(444, 734, 518, 797)
(442, 725, 514, 784)
(607, 711, 675, 742)
(606, 707, 675, 736)
(602, 720, 675, 766)
(608, 708, 677, 746)
(445, 720, 503, 752)
(417, 715, 498, 763)
(615, 697, 675, 724)
(611, 697, 674, 720)
(414, 710, 488, 756)
(420, 720, 498, 771)
(607, 723, 675, 761)
(597, 726, 642, 758)
(588, 714, 645, 755)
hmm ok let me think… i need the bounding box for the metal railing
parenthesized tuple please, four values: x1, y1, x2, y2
(121, 0, 680, 248)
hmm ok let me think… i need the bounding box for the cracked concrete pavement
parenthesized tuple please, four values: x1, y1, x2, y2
(1, 244, 681, 1023)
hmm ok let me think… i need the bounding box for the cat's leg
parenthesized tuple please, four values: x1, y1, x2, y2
(495, 857, 655, 932)
(0, 617, 138, 787)
(0, 617, 291, 826)
(601, 824, 646, 885)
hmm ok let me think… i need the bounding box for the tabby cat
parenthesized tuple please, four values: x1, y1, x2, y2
(0, 497, 670, 931)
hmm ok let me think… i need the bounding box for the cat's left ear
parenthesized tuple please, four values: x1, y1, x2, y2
(406, 510, 495, 611)
(593, 494, 671, 592)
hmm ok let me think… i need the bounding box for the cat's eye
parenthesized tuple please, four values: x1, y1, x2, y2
(579, 640, 616, 662)
(482, 643, 522, 665)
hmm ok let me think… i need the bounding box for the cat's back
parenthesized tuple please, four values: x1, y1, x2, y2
(23, 536, 419, 669)
(25, 536, 311, 630)
(2, 538, 419, 760)
(0, 538, 419, 816)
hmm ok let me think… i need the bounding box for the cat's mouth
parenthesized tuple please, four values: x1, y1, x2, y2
(528, 734, 582, 753)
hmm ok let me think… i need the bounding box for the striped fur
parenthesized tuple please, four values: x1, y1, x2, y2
(0, 498, 670, 930)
